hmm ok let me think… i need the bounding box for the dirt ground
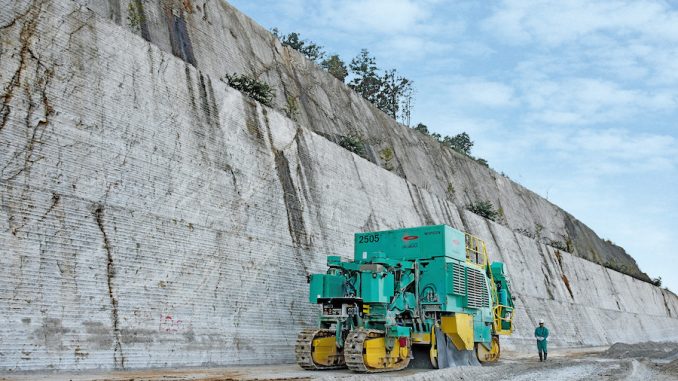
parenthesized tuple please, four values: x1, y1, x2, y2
(2, 342, 677, 381)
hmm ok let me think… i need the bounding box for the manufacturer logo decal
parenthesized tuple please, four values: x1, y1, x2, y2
(403, 235, 419, 241)
(452, 239, 460, 245)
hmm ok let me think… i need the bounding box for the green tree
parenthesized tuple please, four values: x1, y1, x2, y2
(413, 123, 429, 134)
(321, 55, 348, 82)
(271, 28, 325, 62)
(348, 49, 381, 104)
(399, 81, 414, 126)
(443, 132, 473, 154)
(475, 157, 489, 167)
(376, 69, 413, 121)
(348, 50, 415, 122)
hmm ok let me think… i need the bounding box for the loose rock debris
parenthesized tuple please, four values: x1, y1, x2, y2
(3, 342, 677, 381)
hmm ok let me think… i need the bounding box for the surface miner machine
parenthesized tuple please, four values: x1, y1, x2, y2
(295, 224, 515, 373)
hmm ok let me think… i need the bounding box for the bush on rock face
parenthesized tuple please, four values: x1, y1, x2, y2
(339, 134, 367, 158)
(223, 73, 274, 106)
(468, 200, 499, 221)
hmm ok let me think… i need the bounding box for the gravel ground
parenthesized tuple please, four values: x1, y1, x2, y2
(2, 343, 677, 381)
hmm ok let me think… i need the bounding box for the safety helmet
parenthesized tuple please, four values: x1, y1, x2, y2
(539, 319, 545, 324)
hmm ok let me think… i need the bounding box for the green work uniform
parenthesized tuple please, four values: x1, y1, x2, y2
(535, 326, 549, 353)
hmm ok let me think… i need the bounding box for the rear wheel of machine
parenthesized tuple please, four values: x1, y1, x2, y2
(295, 328, 346, 370)
(476, 335, 500, 363)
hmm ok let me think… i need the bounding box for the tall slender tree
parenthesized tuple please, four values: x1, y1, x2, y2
(348, 49, 381, 103)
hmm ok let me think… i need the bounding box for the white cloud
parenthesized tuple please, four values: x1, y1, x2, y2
(428, 78, 517, 108)
(527, 127, 678, 176)
(483, 0, 678, 46)
(453, 80, 516, 107)
(520, 78, 677, 125)
(482, 0, 678, 88)
(381, 35, 453, 61)
(314, 0, 435, 34)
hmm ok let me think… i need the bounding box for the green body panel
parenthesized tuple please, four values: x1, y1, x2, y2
(361, 272, 395, 303)
(308, 273, 344, 303)
(354, 225, 466, 262)
(310, 225, 514, 350)
(388, 325, 412, 337)
(473, 317, 492, 343)
(490, 261, 515, 330)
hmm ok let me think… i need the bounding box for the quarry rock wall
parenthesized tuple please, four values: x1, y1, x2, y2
(73, 0, 648, 280)
(1, 0, 676, 372)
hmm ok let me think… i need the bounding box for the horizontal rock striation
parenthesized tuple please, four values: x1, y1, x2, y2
(73, 0, 650, 282)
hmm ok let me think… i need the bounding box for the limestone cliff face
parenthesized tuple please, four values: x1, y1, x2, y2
(72, 0, 649, 282)
(1, 0, 676, 372)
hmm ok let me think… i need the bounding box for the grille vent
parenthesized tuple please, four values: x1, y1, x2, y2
(467, 267, 490, 308)
(451, 262, 465, 296)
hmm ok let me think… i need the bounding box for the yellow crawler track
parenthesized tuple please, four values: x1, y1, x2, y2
(344, 329, 411, 373)
(295, 328, 346, 370)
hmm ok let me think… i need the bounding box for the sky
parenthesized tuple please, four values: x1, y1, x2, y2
(228, 0, 678, 292)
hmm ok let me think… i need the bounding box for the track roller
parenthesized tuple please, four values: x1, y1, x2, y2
(295, 328, 346, 370)
(344, 329, 411, 373)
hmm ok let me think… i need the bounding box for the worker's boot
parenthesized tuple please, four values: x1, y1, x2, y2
(539, 352, 543, 362)
(544, 352, 547, 361)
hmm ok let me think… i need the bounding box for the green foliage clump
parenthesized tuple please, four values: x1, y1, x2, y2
(339, 134, 366, 158)
(379, 147, 394, 170)
(565, 237, 574, 252)
(514, 227, 535, 239)
(413, 123, 429, 134)
(379, 147, 394, 161)
(411, 125, 490, 167)
(549, 240, 568, 251)
(442, 132, 473, 155)
(467, 200, 499, 221)
(272, 28, 350, 85)
(474, 158, 489, 167)
(223, 73, 274, 106)
(127, 0, 145, 31)
(348, 49, 381, 103)
(446, 183, 455, 200)
(534, 223, 544, 238)
(321, 55, 348, 82)
(271, 28, 325, 62)
(284, 95, 300, 121)
(652, 277, 662, 287)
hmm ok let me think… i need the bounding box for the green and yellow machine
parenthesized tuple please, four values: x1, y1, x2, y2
(295, 225, 515, 373)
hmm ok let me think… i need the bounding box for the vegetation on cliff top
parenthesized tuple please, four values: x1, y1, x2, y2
(271, 28, 489, 167)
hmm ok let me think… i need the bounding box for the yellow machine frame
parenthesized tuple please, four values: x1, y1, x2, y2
(465, 233, 514, 336)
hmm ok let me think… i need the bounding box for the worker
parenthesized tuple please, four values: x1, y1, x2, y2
(534, 319, 549, 361)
